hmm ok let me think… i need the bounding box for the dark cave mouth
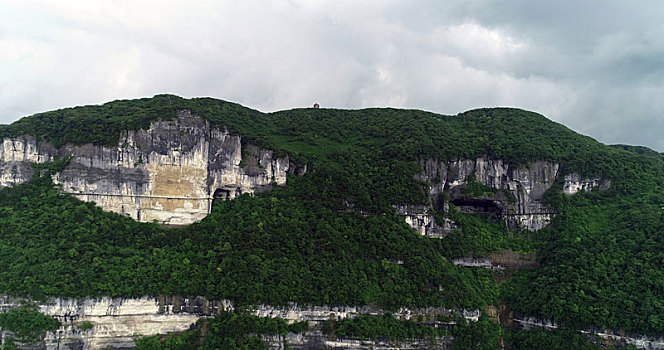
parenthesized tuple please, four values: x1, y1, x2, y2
(451, 198, 503, 215)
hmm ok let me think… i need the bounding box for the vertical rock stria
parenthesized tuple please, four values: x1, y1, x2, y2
(0, 111, 294, 225)
(0, 296, 468, 350)
(0, 115, 606, 230)
(402, 157, 609, 236)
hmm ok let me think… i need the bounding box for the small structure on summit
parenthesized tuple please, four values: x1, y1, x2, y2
(313, 103, 319, 109)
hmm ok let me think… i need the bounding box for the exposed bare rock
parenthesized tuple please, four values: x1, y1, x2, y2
(563, 174, 611, 195)
(393, 204, 458, 237)
(401, 156, 609, 236)
(0, 111, 298, 225)
(0, 114, 608, 233)
(0, 295, 471, 350)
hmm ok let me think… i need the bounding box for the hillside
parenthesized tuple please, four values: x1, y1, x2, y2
(1, 95, 663, 349)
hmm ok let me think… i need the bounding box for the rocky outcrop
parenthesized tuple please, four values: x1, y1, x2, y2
(252, 303, 478, 324)
(453, 249, 537, 271)
(0, 296, 473, 350)
(562, 174, 611, 195)
(452, 257, 503, 270)
(11, 293, 662, 350)
(262, 331, 450, 349)
(0, 111, 303, 225)
(0, 115, 607, 231)
(0, 137, 45, 187)
(6, 294, 660, 350)
(512, 317, 664, 349)
(419, 157, 559, 232)
(393, 204, 458, 238)
(401, 157, 610, 237)
(0, 296, 201, 350)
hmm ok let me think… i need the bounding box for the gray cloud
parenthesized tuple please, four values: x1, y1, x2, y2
(1, 0, 664, 150)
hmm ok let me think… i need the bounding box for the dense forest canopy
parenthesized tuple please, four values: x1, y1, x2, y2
(1, 95, 664, 346)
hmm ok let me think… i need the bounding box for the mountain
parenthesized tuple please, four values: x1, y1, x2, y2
(0, 95, 663, 349)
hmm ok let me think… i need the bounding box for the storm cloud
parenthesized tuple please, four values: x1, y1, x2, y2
(1, 0, 663, 149)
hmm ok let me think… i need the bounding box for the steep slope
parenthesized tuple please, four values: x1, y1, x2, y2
(1, 95, 663, 349)
(1, 112, 295, 225)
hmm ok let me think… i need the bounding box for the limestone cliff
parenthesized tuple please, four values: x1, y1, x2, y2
(0, 113, 607, 231)
(401, 157, 609, 237)
(1, 296, 659, 350)
(0, 111, 302, 225)
(512, 316, 664, 349)
(0, 296, 467, 350)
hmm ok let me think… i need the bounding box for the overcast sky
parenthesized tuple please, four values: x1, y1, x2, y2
(1, 1, 663, 150)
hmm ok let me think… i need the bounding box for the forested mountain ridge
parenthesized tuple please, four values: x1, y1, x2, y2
(1, 95, 663, 349)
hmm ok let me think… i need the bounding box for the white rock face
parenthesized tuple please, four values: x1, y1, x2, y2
(1, 137, 46, 163)
(513, 317, 664, 349)
(251, 303, 471, 324)
(452, 257, 503, 270)
(0, 116, 609, 231)
(393, 204, 458, 237)
(263, 331, 450, 349)
(410, 157, 560, 234)
(0, 137, 50, 187)
(563, 174, 611, 195)
(0, 111, 300, 225)
(0, 296, 471, 350)
(2, 295, 660, 349)
(449, 157, 560, 231)
(407, 156, 612, 235)
(0, 296, 201, 350)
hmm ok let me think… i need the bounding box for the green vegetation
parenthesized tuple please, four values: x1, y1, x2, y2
(451, 314, 502, 350)
(30, 155, 71, 177)
(0, 173, 495, 309)
(135, 330, 201, 350)
(1, 95, 664, 344)
(1, 337, 17, 350)
(501, 147, 664, 335)
(502, 177, 664, 335)
(0, 304, 61, 343)
(134, 311, 307, 350)
(0, 96, 636, 212)
(439, 209, 536, 258)
(459, 173, 499, 199)
(78, 321, 94, 331)
(322, 313, 447, 341)
(504, 328, 603, 350)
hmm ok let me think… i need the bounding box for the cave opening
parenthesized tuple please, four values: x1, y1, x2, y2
(451, 198, 503, 216)
(213, 188, 231, 201)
